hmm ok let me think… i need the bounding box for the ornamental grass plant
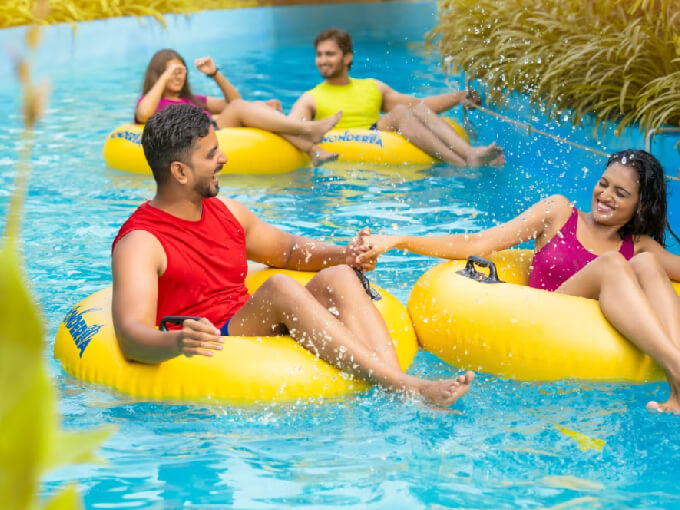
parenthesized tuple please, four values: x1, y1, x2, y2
(1, 0, 255, 28)
(431, 0, 680, 135)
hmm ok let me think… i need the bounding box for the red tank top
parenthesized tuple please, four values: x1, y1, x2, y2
(112, 198, 250, 328)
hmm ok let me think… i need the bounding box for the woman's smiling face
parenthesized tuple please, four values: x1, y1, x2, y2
(591, 162, 640, 226)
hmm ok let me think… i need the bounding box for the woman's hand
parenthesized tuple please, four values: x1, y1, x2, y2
(358, 234, 401, 263)
(195, 56, 218, 76)
(162, 61, 186, 83)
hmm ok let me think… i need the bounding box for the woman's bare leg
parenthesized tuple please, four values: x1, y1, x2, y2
(279, 134, 339, 166)
(228, 270, 474, 407)
(629, 252, 680, 411)
(215, 99, 342, 143)
(557, 251, 680, 412)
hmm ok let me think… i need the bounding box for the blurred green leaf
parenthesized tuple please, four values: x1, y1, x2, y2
(41, 485, 81, 510)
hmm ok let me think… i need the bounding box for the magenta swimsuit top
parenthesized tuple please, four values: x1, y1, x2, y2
(134, 94, 210, 123)
(528, 207, 634, 291)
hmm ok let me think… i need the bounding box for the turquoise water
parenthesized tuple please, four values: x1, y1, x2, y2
(2, 2, 680, 508)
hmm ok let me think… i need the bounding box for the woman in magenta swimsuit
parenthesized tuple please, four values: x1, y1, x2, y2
(362, 150, 680, 412)
(135, 49, 340, 164)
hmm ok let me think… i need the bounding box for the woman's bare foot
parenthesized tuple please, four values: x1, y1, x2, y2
(467, 142, 505, 167)
(416, 371, 475, 407)
(309, 111, 343, 143)
(310, 146, 340, 166)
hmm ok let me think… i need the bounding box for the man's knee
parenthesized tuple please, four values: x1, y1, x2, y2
(262, 273, 301, 297)
(411, 101, 431, 115)
(316, 264, 355, 285)
(389, 103, 410, 118)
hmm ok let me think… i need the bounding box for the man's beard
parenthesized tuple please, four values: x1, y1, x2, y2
(195, 178, 219, 198)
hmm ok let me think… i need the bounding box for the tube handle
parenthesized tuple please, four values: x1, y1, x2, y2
(457, 255, 504, 284)
(159, 315, 203, 331)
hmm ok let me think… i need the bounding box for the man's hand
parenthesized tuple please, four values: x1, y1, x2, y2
(177, 317, 223, 357)
(463, 89, 482, 109)
(346, 227, 377, 272)
(194, 56, 218, 77)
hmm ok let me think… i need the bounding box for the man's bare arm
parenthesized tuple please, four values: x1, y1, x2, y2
(112, 230, 222, 363)
(375, 79, 472, 114)
(223, 198, 356, 271)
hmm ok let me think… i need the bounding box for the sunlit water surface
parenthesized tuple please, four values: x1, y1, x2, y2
(1, 4, 679, 508)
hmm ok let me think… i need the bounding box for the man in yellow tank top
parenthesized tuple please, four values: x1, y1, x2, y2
(291, 28, 505, 167)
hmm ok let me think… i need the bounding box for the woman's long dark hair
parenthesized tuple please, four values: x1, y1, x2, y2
(140, 49, 205, 109)
(608, 149, 677, 245)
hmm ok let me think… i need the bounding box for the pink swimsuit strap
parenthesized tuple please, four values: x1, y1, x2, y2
(528, 206, 634, 291)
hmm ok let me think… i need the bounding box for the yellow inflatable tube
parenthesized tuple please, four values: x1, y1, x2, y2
(103, 119, 467, 174)
(55, 268, 417, 404)
(318, 119, 468, 165)
(409, 249, 680, 382)
(103, 123, 310, 175)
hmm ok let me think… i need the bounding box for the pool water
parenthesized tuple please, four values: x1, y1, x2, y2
(2, 2, 680, 508)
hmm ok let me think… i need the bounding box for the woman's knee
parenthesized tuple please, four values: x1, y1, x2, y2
(596, 251, 632, 278)
(630, 251, 665, 282)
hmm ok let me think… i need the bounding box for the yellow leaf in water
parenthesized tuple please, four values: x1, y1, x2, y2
(553, 423, 605, 452)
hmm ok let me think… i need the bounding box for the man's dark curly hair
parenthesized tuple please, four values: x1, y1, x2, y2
(608, 149, 674, 245)
(141, 104, 211, 185)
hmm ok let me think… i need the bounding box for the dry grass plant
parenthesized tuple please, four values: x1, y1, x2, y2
(431, 0, 680, 136)
(1, 0, 256, 29)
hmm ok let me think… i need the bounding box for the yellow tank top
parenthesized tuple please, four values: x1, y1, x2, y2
(309, 78, 382, 130)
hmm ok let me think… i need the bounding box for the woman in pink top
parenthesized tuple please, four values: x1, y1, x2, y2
(135, 49, 340, 164)
(362, 150, 680, 412)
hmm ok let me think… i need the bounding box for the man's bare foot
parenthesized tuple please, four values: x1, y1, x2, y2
(417, 371, 475, 407)
(309, 111, 343, 143)
(646, 384, 680, 414)
(310, 146, 340, 166)
(467, 142, 505, 167)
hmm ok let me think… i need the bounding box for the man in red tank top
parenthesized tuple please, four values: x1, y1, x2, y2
(112, 104, 473, 408)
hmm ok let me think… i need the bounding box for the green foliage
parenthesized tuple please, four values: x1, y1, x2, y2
(431, 0, 680, 135)
(0, 16, 114, 510)
(0, 0, 257, 29)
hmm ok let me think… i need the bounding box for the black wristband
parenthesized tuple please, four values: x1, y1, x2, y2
(207, 68, 219, 78)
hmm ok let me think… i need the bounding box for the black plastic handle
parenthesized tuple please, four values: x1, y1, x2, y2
(457, 255, 504, 284)
(353, 268, 382, 301)
(159, 315, 203, 331)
